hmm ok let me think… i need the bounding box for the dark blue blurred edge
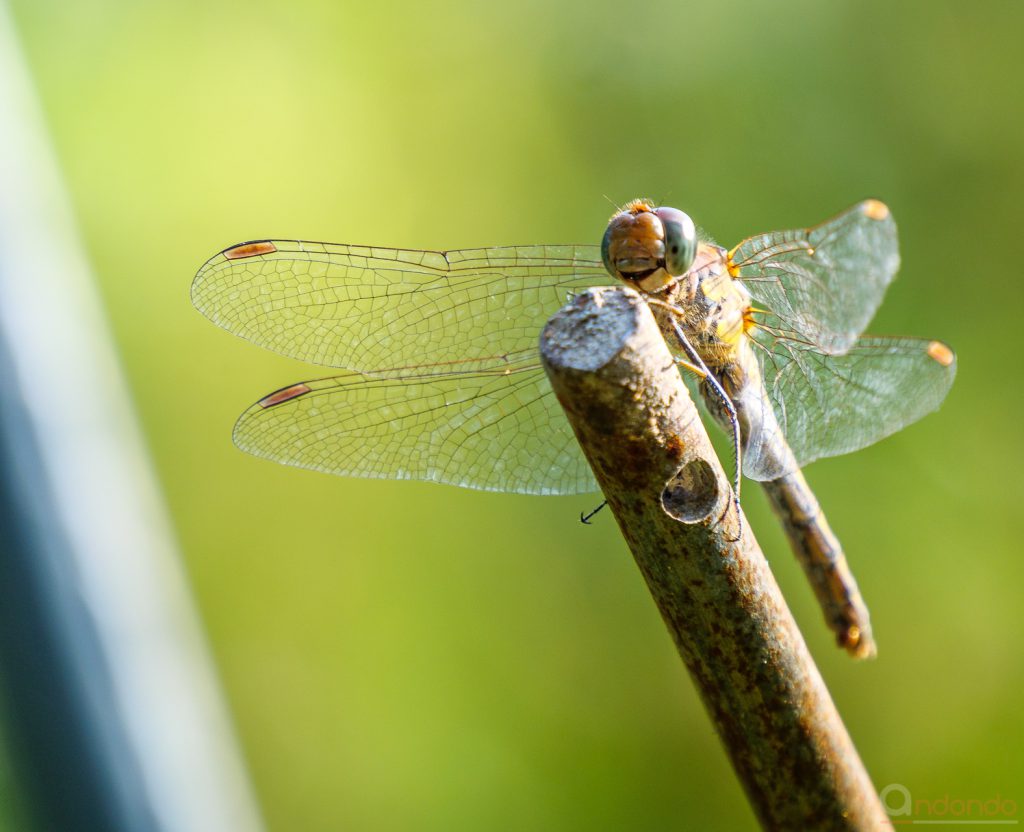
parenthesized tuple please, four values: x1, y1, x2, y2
(0, 337, 157, 832)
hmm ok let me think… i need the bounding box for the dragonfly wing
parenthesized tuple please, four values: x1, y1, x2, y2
(730, 200, 899, 354)
(192, 240, 610, 371)
(742, 334, 957, 481)
(232, 356, 598, 495)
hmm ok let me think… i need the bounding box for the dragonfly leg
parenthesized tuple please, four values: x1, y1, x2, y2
(580, 500, 607, 524)
(673, 357, 707, 378)
(667, 319, 743, 542)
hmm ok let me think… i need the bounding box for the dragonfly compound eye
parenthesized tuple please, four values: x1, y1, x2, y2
(656, 206, 697, 277)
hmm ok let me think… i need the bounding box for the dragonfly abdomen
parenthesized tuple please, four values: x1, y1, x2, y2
(678, 334, 876, 657)
(761, 471, 875, 658)
(697, 342, 877, 658)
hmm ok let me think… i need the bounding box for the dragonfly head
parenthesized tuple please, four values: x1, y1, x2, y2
(601, 199, 697, 293)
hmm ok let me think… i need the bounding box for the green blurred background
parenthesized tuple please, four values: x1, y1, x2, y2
(4, 0, 1022, 829)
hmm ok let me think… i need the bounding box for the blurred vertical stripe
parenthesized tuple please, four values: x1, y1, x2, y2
(0, 4, 264, 831)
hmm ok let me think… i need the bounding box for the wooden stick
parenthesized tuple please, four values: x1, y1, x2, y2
(540, 287, 891, 831)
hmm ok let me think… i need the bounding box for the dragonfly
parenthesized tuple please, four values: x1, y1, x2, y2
(192, 199, 956, 658)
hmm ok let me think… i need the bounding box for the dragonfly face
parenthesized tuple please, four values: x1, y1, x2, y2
(601, 199, 698, 293)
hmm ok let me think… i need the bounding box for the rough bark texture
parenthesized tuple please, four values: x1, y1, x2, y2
(540, 287, 891, 832)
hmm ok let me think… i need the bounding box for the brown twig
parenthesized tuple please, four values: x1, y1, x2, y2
(540, 287, 891, 832)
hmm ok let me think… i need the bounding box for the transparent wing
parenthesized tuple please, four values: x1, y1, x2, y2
(742, 333, 957, 481)
(192, 239, 610, 371)
(232, 352, 598, 495)
(729, 200, 899, 354)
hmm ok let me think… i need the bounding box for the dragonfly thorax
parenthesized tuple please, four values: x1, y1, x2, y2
(656, 242, 754, 385)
